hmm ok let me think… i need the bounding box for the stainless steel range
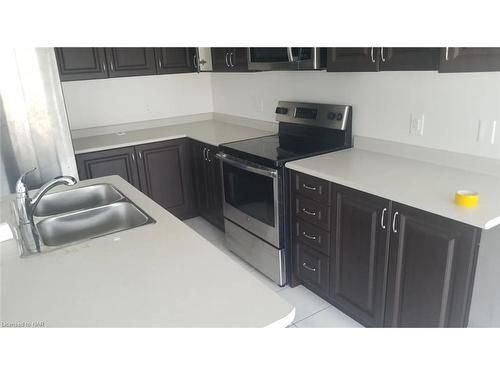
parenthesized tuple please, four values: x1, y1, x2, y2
(217, 101, 353, 286)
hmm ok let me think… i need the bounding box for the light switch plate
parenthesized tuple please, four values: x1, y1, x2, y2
(477, 120, 497, 144)
(410, 114, 425, 136)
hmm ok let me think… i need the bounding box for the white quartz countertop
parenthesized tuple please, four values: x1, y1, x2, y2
(72, 119, 274, 154)
(0, 176, 294, 327)
(286, 148, 500, 230)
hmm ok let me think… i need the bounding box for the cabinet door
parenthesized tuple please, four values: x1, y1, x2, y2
(105, 48, 157, 77)
(327, 48, 379, 72)
(330, 185, 391, 327)
(379, 48, 440, 71)
(206, 147, 224, 230)
(211, 48, 230, 72)
(55, 48, 108, 81)
(385, 203, 481, 327)
(228, 48, 249, 72)
(75, 147, 140, 189)
(439, 48, 500, 72)
(135, 139, 196, 220)
(155, 48, 197, 74)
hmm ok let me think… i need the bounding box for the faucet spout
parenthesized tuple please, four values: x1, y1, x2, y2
(29, 176, 77, 213)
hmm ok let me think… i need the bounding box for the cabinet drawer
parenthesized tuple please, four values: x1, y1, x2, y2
(294, 219, 331, 256)
(294, 195, 331, 231)
(296, 242, 329, 293)
(293, 172, 331, 204)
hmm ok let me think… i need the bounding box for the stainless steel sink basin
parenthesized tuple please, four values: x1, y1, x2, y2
(36, 202, 154, 247)
(34, 183, 124, 217)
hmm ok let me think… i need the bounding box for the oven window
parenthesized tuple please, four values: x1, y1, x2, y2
(223, 163, 275, 227)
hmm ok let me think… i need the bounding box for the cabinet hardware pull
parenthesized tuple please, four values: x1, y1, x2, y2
(302, 208, 317, 216)
(381, 208, 387, 229)
(370, 47, 375, 63)
(203, 147, 207, 161)
(110, 60, 115, 71)
(193, 54, 198, 69)
(302, 183, 317, 191)
(229, 52, 234, 67)
(102, 60, 107, 72)
(138, 151, 142, 159)
(392, 211, 399, 233)
(131, 152, 135, 162)
(158, 58, 162, 69)
(225, 52, 230, 67)
(207, 149, 211, 162)
(302, 263, 317, 272)
(302, 232, 317, 240)
(381, 47, 386, 62)
(445, 47, 449, 61)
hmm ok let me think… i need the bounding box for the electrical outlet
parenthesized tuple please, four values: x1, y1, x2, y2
(477, 120, 497, 144)
(409, 114, 425, 136)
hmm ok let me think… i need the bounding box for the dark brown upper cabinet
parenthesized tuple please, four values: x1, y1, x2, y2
(330, 185, 391, 327)
(212, 48, 250, 72)
(55, 48, 108, 81)
(105, 48, 157, 78)
(75, 146, 141, 189)
(135, 139, 196, 220)
(155, 48, 198, 74)
(379, 48, 440, 71)
(439, 48, 500, 72)
(384, 202, 481, 327)
(327, 48, 380, 72)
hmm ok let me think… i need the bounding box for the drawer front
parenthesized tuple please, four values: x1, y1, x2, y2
(296, 242, 329, 293)
(294, 195, 331, 230)
(294, 218, 331, 256)
(293, 172, 331, 204)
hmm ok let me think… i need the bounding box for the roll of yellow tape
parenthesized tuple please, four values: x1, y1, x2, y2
(455, 190, 479, 208)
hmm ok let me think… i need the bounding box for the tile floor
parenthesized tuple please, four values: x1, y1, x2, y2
(184, 216, 363, 328)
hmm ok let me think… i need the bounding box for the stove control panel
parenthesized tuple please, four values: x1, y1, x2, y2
(275, 101, 351, 131)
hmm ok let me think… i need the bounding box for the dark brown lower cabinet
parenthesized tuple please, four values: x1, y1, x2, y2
(384, 203, 481, 327)
(75, 139, 197, 220)
(330, 185, 391, 327)
(191, 140, 224, 230)
(76, 146, 141, 189)
(135, 139, 196, 220)
(290, 171, 481, 327)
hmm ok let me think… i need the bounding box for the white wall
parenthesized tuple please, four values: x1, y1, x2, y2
(211, 71, 500, 160)
(62, 73, 214, 129)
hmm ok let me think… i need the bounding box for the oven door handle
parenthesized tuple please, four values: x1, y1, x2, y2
(216, 152, 277, 178)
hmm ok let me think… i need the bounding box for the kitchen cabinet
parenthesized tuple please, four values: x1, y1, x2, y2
(379, 48, 440, 71)
(76, 146, 141, 189)
(211, 48, 249, 72)
(327, 48, 439, 72)
(330, 185, 390, 327)
(439, 48, 500, 72)
(290, 171, 481, 327)
(155, 48, 198, 74)
(76, 139, 197, 220)
(327, 48, 380, 72)
(384, 202, 480, 327)
(55, 48, 108, 81)
(191, 140, 224, 230)
(105, 48, 157, 78)
(135, 139, 197, 220)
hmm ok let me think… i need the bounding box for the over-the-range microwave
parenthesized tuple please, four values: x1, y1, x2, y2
(247, 48, 326, 71)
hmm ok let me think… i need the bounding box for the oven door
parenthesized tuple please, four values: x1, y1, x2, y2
(218, 153, 280, 248)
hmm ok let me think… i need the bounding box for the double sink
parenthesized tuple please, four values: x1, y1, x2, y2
(32, 184, 155, 249)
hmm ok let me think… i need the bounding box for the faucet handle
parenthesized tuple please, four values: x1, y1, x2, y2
(15, 167, 37, 195)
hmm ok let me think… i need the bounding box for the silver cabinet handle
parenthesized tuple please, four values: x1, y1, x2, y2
(102, 60, 107, 72)
(131, 152, 135, 162)
(445, 47, 449, 61)
(225, 52, 230, 67)
(302, 232, 317, 240)
(193, 54, 198, 68)
(302, 263, 317, 272)
(302, 208, 317, 216)
(138, 151, 142, 159)
(392, 211, 399, 233)
(202, 147, 207, 161)
(110, 59, 115, 71)
(380, 207, 387, 229)
(302, 183, 317, 191)
(370, 47, 375, 63)
(229, 52, 234, 67)
(158, 57, 162, 69)
(381, 47, 386, 62)
(206, 148, 211, 162)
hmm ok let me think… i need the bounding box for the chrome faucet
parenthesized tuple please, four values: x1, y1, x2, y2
(15, 168, 77, 256)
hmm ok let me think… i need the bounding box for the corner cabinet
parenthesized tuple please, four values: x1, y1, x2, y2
(290, 171, 481, 327)
(75, 139, 197, 220)
(191, 140, 224, 230)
